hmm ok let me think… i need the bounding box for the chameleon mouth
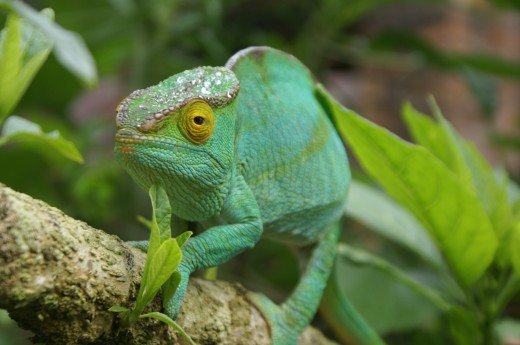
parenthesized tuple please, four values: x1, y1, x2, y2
(115, 129, 172, 145)
(115, 129, 167, 156)
(115, 130, 205, 154)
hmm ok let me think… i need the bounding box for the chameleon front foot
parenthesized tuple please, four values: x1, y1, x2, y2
(248, 292, 300, 345)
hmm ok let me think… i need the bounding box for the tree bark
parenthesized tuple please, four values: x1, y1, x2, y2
(0, 183, 337, 345)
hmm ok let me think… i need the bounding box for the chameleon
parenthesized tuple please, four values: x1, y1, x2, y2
(115, 46, 383, 345)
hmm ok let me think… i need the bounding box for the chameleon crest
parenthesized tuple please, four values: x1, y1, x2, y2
(115, 66, 239, 133)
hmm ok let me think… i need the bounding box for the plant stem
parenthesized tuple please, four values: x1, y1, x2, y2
(494, 273, 520, 318)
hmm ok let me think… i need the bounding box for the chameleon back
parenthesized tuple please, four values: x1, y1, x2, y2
(227, 47, 350, 245)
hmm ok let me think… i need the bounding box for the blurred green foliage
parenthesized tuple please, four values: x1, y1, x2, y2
(0, 0, 519, 344)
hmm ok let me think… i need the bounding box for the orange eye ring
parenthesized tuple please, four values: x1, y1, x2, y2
(181, 99, 215, 144)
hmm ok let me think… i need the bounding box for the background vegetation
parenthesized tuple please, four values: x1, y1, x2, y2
(0, 0, 519, 344)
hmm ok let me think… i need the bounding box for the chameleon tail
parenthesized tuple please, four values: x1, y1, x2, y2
(320, 265, 386, 345)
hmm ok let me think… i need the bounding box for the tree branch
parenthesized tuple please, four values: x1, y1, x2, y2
(0, 184, 337, 345)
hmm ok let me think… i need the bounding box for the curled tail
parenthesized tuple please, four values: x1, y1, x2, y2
(320, 267, 386, 345)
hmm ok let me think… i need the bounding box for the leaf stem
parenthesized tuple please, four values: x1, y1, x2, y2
(338, 244, 452, 312)
(493, 272, 520, 319)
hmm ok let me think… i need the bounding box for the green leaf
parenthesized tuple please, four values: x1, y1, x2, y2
(140, 312, 196, 345)
(318, 85, 497, 286)
(150, 184, 171, 242)
(147, 187, 162, 256)
(135, 239, 182, 314)
(338, 244, 451, 312)
(346, 180, 443, 268)
(510, 223, 520, 277)
(203, 267, 218, 281)
(130, 186, 178, 321)
(175, 231, 192, 248)
(445, 306, 482, 345)
(0, 12, 22, 120)
(7, 1, 97, 87)
(403, 101, 515, 265)
(0, 9, 52, 122)
(108, 306, 131, 313)
(134, 185, 173, 317)
(161, 271, 181, 309)
(335, 245, 444, 334)
(0, 116, 84, 163)
(403, 100, 506, 223)
(401, 103, 454, 175)
(145, 239, 182, 294)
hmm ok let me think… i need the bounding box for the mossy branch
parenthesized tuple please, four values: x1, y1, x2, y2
(0, 184, 336, 345)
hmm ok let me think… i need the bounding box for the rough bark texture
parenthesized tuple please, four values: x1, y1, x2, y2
(0, 184, 337, 345)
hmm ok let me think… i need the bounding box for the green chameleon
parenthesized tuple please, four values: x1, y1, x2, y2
(115, 46, 383, 345)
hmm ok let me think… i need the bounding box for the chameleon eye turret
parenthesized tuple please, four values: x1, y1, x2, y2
(180, 99, 215, 144)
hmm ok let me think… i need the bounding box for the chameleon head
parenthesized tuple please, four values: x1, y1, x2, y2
(114, 66, 240, 220)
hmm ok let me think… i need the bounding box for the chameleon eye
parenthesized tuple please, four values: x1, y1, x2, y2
(193, 116, 206, 125)
(181, 99, 215, 144)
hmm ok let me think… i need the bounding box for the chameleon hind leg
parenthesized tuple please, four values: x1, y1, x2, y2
(249, 223, 340, 345)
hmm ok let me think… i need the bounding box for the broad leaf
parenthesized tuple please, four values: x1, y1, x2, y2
(7, 0, 97, 87)
(403, 102, 515, 264)
(402, 101, 508, 228)
(203, 266, 218, 281)
(346, 180, 443, 268)
(175, 231, 192, 248)
(149, 184, 171, 242)
(0, 9, 52, 122)
(136, 239, 182, 313)
(335, 245, 444, 334)
(161, 271, 181, 309)
(145, 239, 182, 292)
(401, 103, 456, 177)
(318, 85, 497, 286)
(338, 244, 450, 312)
(147, 186, 163, 256)
(0, 116, 83, 163)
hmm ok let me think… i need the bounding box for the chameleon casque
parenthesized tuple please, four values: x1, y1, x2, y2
(115, 47, 378, 344)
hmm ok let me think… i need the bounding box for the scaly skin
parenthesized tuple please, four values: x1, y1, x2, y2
(115, 47, 369, 344)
